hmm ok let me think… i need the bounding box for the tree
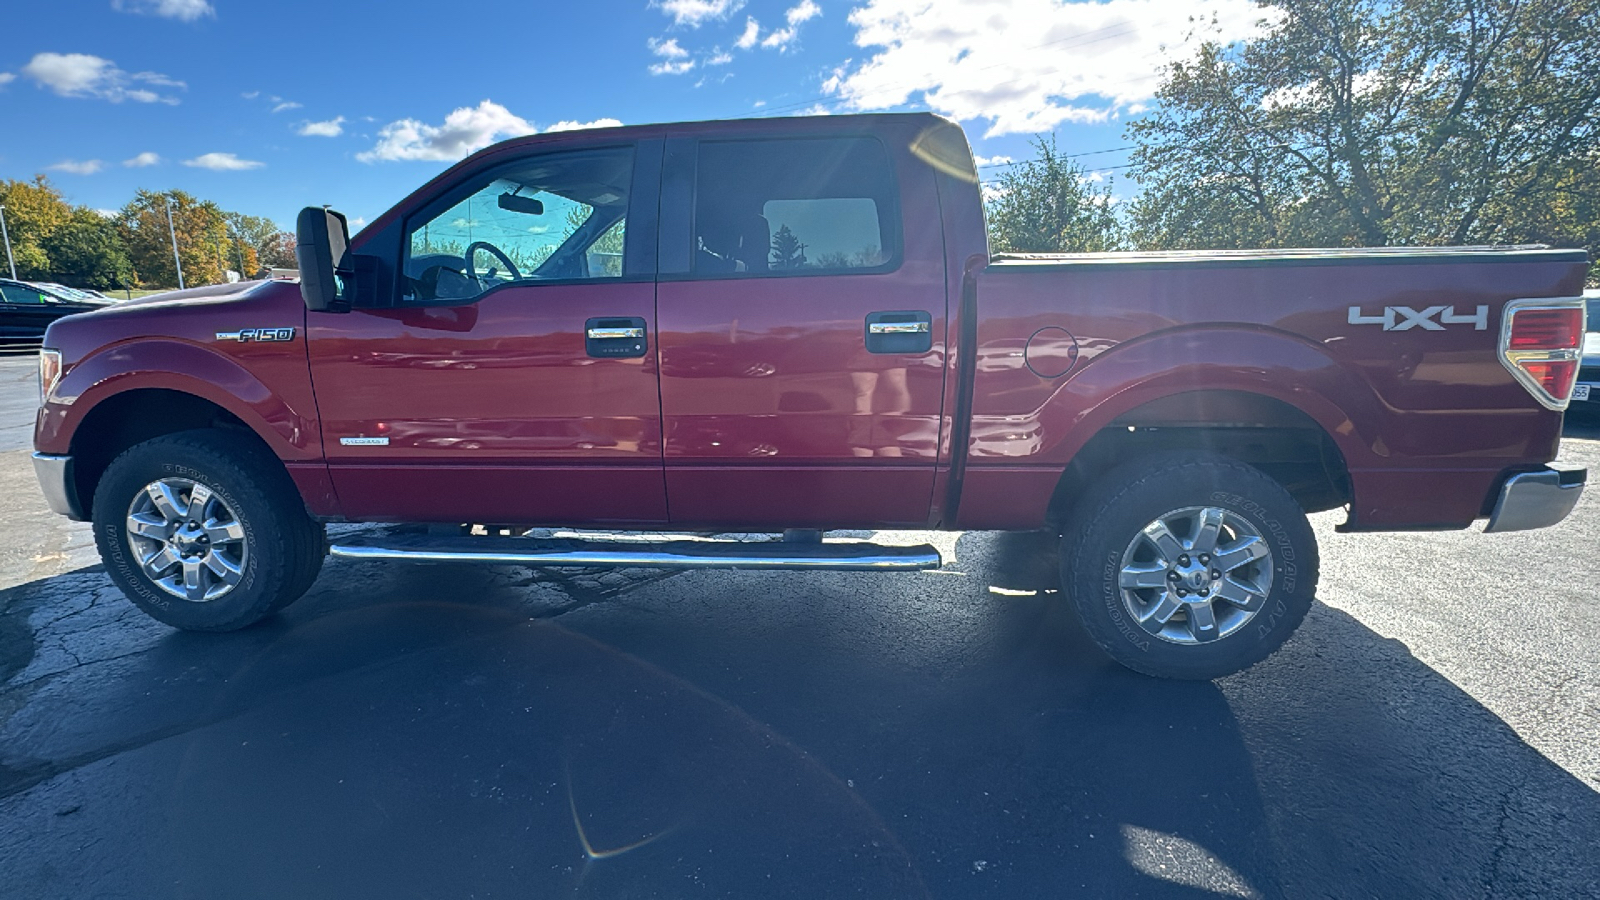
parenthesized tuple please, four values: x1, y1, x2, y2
(0, 176, 73, 279)
(1127, 0, 1600, 275)
(985, 135, 1124, 253)
(770, 224, 808, 269)
(119, 190, 232, 288)
(43, 208, 135, 289)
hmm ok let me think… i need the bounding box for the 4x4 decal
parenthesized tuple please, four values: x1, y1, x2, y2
(1347, 305, 1488, 331)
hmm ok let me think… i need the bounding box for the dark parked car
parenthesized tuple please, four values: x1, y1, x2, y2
(0, 279, 109, 347)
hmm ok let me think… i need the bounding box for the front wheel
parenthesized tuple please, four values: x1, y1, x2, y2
(1059, 451, 1319, 680)
(92, 430, 326, 631)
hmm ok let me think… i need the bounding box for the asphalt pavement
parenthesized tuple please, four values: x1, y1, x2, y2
(1, 353, 1597, 899)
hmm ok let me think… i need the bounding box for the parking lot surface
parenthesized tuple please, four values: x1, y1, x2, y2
(2, 354, 1597, 899)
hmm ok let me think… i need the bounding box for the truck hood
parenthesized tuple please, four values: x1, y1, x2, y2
(112, 278, 288, 310)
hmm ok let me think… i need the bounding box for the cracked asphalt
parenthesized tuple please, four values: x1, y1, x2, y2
(2, 353, 1598, 899)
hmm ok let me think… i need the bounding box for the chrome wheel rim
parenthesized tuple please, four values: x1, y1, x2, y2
(1117, 506, 1273, 645)
(125, 478, 247, 603)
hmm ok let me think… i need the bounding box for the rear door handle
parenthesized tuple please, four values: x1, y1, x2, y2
(864, 310, 933, 354)
(585, 316, 649, 358)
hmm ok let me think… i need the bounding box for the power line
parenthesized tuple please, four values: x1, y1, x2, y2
(978, 146, 1135, 168)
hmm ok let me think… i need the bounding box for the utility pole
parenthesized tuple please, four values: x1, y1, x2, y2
(165, 198, 185, 290)
(0, 204, 16, 280)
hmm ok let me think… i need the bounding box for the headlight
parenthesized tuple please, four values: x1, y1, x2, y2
(38, 348, 62, 407)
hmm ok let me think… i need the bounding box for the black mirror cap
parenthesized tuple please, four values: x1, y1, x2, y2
(497, 193, 544, 216)
(296, 206, 351, 312)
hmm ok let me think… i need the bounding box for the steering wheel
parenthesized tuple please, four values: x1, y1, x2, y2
(464, 241, 521, 282)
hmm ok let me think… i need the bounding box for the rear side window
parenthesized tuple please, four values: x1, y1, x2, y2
(692, 137, 899, 276)
(0, 285, 45, 304)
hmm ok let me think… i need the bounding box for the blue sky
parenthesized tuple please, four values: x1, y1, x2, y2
(0, 0, 1268, 231)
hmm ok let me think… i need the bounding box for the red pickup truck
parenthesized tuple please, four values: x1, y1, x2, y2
(32, 113, 1589, 679)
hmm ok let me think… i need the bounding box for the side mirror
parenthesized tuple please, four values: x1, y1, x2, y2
(296, 206, 351, 312)
(497, 193, 544, 215)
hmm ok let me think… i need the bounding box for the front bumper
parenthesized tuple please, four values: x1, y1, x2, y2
(1484, 466, 1586, 533)
(32, 452, 86, 521)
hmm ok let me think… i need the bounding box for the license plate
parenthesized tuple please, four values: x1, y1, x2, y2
(1575, 383, 1592, 401)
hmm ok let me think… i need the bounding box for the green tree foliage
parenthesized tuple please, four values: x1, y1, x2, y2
(118, 190, 234, 288)
(1127, 0, 1600, 273)
(770, 224, 808, 269)
(985, 135, 1123, 253)
(43, 208, 135, 289)
(0, 176, 72, 279)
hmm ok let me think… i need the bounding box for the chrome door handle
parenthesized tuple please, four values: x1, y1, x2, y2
(586, 326, 645, 339)
(867, 321, 930, 335)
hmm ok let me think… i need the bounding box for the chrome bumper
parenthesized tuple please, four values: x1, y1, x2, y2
(1485, 466, 1586, 533)
(32, 452, 86, 521)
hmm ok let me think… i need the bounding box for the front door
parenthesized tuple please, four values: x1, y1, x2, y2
(307, 140, 668, 525)
(655, 130, 949, 528)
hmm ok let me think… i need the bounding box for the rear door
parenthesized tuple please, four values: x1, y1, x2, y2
(307, 137, 668, 525)
(654, 126, 950, 528)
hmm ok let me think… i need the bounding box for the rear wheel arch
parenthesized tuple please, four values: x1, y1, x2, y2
(1046, 389, 1353, 526)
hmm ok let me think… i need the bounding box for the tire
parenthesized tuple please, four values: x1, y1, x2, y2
(1059, 451, 1318, 680)
(91, 429, 326, 631)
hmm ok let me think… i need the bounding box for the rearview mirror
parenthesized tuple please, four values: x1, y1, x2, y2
(497, 193, 544, 215)
(296, 207, 350, 312)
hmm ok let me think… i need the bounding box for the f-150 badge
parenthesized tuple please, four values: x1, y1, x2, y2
(1347, 305, 1488, 331)
(215, 327, 297, 342)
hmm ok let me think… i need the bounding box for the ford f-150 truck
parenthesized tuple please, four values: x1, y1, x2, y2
(32, 113, 1590, 679)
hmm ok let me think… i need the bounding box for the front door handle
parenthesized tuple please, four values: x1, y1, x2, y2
(865, 310, 933, 354)
(585, 316, 649, 358)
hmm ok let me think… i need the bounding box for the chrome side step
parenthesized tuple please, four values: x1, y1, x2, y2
(328, 533, 942, 572)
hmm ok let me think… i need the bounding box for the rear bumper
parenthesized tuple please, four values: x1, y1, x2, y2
(1484, 466, 1586, 533)
(32, 452, 86, 521)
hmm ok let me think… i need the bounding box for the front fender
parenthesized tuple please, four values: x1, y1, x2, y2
(36, 338, 320, 460)
(967, 325, 1386, 470)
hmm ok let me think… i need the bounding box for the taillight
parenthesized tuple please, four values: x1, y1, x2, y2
(1499, 300, 1586, 410)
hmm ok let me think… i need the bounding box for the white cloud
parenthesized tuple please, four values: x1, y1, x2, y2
(47, 159, 104, 175)
(734, 17, 761, 48)
(649, 37, 697, 75)
(21, 52, 184, 104)
(123, 151, 161, 167)
(707, 51, 733, 66)
(298, 116, 345, 137)
(973, 154, 1013, 167)
(761, 0, 821, 51)
(546, 118, 624, 132)
(94, 208, 119, 218)
(112, 0, 215, 21)
(358, 103, 622, 162)
(271, 101, 302, 113)
(824, 0, 1273, 137)
(0, 73, 14, 88)
(358, 100, 536, 162)
(241, 90, 259, 99)
(653, 0, 743, 28)
(650, 37, 690, 58)
(349, 216, 367, 229)
(184, 152, 264, 171)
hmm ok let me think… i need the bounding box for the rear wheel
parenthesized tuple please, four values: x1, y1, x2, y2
(1059, 451, 1318, 680)
(92, 430, 325, 631)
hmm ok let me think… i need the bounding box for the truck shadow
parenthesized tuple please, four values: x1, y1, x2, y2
(1, 536, 1596, 899)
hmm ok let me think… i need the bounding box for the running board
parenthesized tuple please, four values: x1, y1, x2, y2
(328, 533, 942, 572)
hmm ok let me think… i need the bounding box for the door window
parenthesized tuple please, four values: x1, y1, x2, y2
(402, 146, 635, 303)
(692, 137, 899, 276)
(0, 284, 46, 304)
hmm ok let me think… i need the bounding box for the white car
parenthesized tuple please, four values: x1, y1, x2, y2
(1574, 293, 1599, 415)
